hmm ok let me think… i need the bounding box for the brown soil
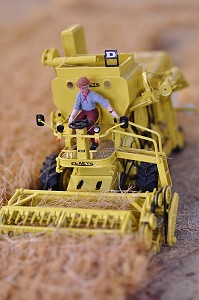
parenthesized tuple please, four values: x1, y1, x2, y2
(133, 114, 199, 300)
(0, 0, 199, 299)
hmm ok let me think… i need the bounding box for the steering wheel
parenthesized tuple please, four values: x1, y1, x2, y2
(69, 119, 90, 129)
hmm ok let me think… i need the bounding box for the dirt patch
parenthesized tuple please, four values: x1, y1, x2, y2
(133, 114, 199, 300)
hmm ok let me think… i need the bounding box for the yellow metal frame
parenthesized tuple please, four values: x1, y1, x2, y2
(54, 120, 171, 190)
(0, 186, 178, 252)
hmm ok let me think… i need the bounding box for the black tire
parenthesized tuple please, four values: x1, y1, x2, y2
(135, 162, 158, 192)
(40, 153, 60, 190)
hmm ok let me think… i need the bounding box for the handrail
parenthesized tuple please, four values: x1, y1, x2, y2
(112, 130, 160, 162)
(61, 119, 163, 162)
(128, 120, 163, 152)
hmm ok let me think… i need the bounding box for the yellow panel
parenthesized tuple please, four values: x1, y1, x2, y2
(61, 24, 87, 56)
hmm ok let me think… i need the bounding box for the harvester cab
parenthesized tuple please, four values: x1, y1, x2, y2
(0, 24, 188, 252)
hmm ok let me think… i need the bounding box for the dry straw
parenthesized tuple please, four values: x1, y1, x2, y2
(0, 233, 149, 300)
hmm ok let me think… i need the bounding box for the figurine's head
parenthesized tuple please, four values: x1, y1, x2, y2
(76, 77, 90, 95)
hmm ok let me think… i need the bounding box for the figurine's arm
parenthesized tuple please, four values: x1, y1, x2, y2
(69, 109, 79, 124)
(69, 93, 81, 124)
(93, 93, 118, 118)
(106, 103, 118, 118)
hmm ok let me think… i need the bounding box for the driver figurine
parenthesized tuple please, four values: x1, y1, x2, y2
(69, 77, 118, 134)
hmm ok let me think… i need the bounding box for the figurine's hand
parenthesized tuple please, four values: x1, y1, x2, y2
(111, 111, 119, 118)
(68, 115, 73, 124)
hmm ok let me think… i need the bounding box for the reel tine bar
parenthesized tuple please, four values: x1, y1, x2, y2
(0, 206, 132, 235)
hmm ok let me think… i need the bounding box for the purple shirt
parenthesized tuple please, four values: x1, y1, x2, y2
(74, 90, 109, 111)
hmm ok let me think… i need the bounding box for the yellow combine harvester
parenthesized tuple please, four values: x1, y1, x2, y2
(0, 25, 188, 251)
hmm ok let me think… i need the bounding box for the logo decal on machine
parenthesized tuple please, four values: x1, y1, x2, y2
(104, 50, 119, 67)
(89, 82, 100, 88)
(71, 161, 94, 166)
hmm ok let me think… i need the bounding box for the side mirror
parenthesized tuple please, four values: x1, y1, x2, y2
(36, 114, 45, 126)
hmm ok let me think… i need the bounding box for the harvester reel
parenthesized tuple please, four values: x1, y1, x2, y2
(69, 119, 90, 129)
